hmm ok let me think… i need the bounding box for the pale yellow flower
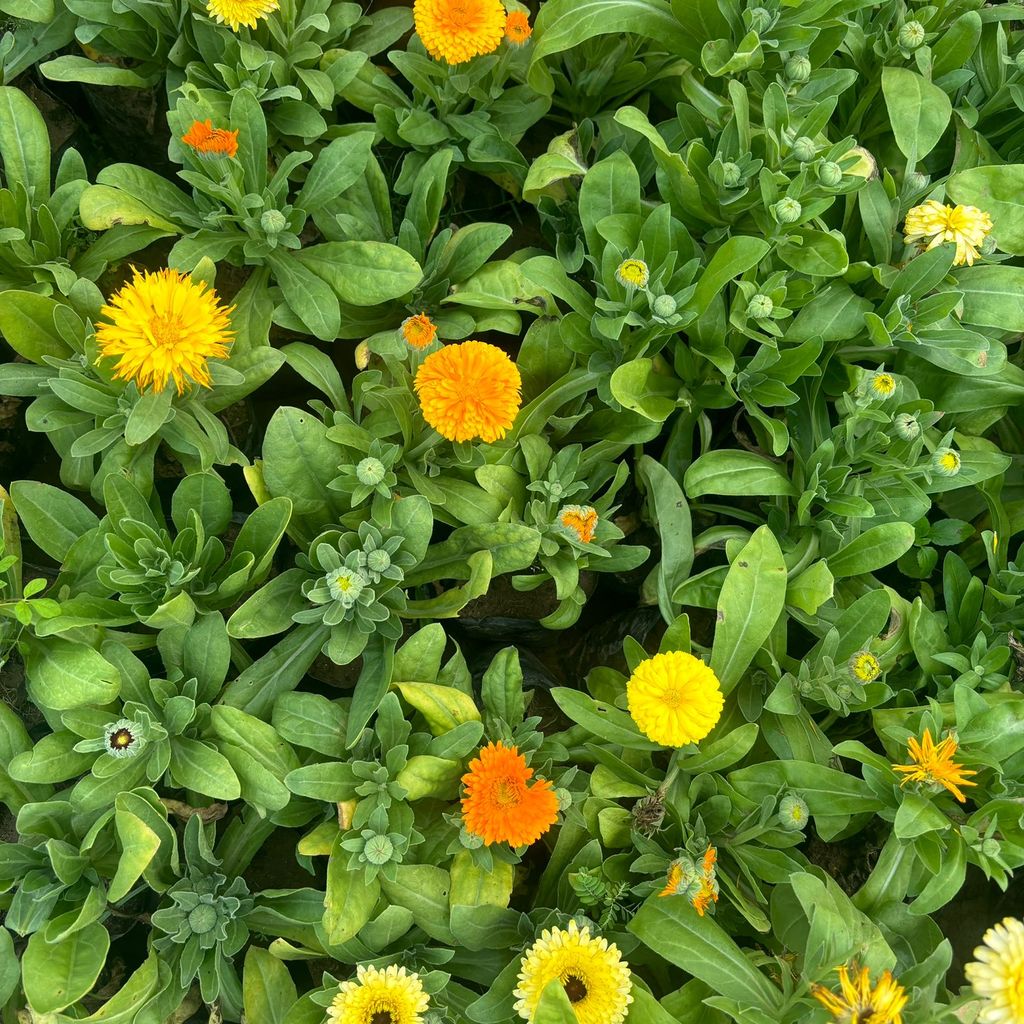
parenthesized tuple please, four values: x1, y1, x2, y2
(903, 200, 993, 266)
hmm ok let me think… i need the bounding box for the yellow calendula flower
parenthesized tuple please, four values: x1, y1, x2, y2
(965, 917, 1024, 1024)
(514, 920, 633, 1024)
(615, 258, 650, 289)
(327, 964, 429, 1024)
(812, 965, 907, 1024)
(205, 0, 279, 31)
(932, 447, 962, 477)
(849, 651, 881, 683)
(892, 728, 977, 803)
(903, 200, 993, 267)
(95, 268, 234, 395)
(414, 0, 505, 64)
(414, 340, 522, 443)
(869, 371, 896, 398)
(627, 651, 724, 747)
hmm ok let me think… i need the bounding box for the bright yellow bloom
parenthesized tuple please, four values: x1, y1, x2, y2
(95, 268, 234, 395)
(558, 505, 598, 544)
(205, 0, 278, 31)
(401, 313, 438, 350)
(903, 200, 993, 267)
(849, 651, 881, 683)
(514, 920, 633, 1024)
(181, 119, 238, 159)
(892, 728, 977, 803)
(933, 447, 962, 477)
(414, 0, 505, 64)
(505, 10, 532, 44)
(414, 340, 522, 443)
(869, 371, 896, 398)
(627, 651, 724, 747)
(965, 917, 1024, 1024)
(327, 965, 429, 1024)
(615, 258, 649, 289)
(811, 965, 907, 1024)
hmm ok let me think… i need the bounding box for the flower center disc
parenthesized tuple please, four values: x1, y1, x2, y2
(494, 777, 521, 807)
(370, 1012, 394, 1024)
(563, 975, 588, 1004)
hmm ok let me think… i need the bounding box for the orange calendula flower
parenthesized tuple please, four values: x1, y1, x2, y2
(461, 741, 559, 847)
(205, 0, 279, 31)
(892, 728, 977, 803)
(181, 119, 239, 160)
(95, 268, 234, 395)
(401, 313, 438, 350)
(812, 965, 907, 1024)
(414, 340, 522, 443)
(559, 505, 598, 544)
(414, 0, 505, 64)
(504, 10, 532, 44)
(657, 845, 719, 916)
(658, 861, 689, 898)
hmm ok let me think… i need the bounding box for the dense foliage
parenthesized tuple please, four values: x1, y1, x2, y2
(0, 0, 1023, 1022)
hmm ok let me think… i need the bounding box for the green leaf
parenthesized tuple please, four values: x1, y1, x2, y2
(169, 736, 241, 800)
(710, 527, 787, 693)
(267, 252, 341, 342)
(630, 898, 780, 1011)
(297, 241, 423, 306)
(379, 864, 455, 944)
(534, 981, 577, 1024)
(244, 947, 298, 1024)
(296, 132, 375, 213)
(107, 811, 161, 902)
(685, 450, 795, 498)
(881, 66, 952, 160)
(393, 681, 481, 734)
(22, 922, 110, 1013)
(894, 793, 950, 839)
(0, 290, 73, 364)
(955, 266, 1024, 329)
(0, 86, 50, 199)
(10, 480, 98, 561)
(777, 228, 849, 277)
(0, 927, 18, 1004)
(550, 688, 660, 750)
(79, 185, 182, 233)
(325, 841, 380, 944)
(691, 236, 771, 315)
(40, 55, 159, 88)
(637, 455, 691, 623)
(23, 637, 119, 711)
(609, 359, 680, 421)
(948, 165, 1024, 255)
(827, 523, 916, 578)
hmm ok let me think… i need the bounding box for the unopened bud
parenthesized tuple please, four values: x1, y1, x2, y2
(260, 209, 287, 234)
(748, 293, 774, 319)
(778, 794, 809, 831)
(785, 55, 812, 83)
(899, 21, 926, 50)
(892, 413, 921, 441)
(773, 197, 803, 224)
(652, 294, 678, 318)
(818, 161, 843, 187)
(791, 136, 816, 162)
(721, 161, 743, 187)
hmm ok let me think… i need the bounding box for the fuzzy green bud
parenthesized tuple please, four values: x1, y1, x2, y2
(1016, 50, 1024, 74)
(363, 834, 395, 865)
(785, 55, 812, 83)
(899, 20, 926, 50)
(721, 161, 743, 187)
(260, 209, 287, 234)
(791, 136, 816, 162)
(778, 793, 809, 831)
(652, 294, 678, 318)
(187, 903, 219, 935)
(892, 413, 921, 441)
(748, 6, 772, 32)
(773, 197, 803, 224)
(747, 293, 774, 319)
(818, 161, 843, 187)
(356, 457, 386, 486)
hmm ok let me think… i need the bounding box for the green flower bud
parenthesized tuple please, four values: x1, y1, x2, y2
(892, 413, 921, 441)
(721, 161, 743, 187)
(326, 566, 367, 607)
(791, 136, 817, 162)
(363, 833, 395, 865)
(260, 209, 287, 234)
(932, 447, 961, 477)
(356, 457, 386, 486)
(778, 793, 809, 831)
(818, 161, 843, 187)
(982, 838, 1001, 858)
(785, 55, 812, 83)
(188, 902, 219, 935)
(652, 294, 678, 318)
(748, 7, 772, 33)
(1016, 50, 1024, 74)
(899, 20, 926, 50)
(773, 197, 803, 224)
(365, 548, 391, 574)
(747, 293, 774, 319)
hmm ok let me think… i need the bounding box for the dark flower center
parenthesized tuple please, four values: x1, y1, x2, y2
(370, 1012, 394, 1024)
(563, 976, 588, 1004)
(109, 728, 135, 750)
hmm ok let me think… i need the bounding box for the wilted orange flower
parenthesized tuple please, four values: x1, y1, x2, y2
(559, 505, 598, 544)
(892, 728, 977, 803)
(504, 10, 532, 44)
(181, 119, 239, 159)
(657, 845, 719, 915)
(461, 742, 559, 847)
(414, 340, 522, 443)
(414, 0, 505, 64)
(401, 313, 438, 350)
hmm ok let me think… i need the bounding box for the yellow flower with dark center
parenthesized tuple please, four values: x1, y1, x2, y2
(414, 0, 505, 64)
(401, 313, 438, 350)
(414, 340, 522, 443)
(558, 505, 598, 544)
(327, 964, 429, 1024)
(849, 651, 881, 683)
(892, 728, 977, 803)
(615, 258, 650, 289)
(514, 920, 633, 1024)
(95, 268, 234, 395)
(965, 916, 1024, 1024)
(811, 965, 907, 1024)
(869, 371, 896, 398)
(627, 651, 724, 747)
(205, 0, 279, 31)
(903, 200, 993, 266)
(505, 10, 532, 44)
